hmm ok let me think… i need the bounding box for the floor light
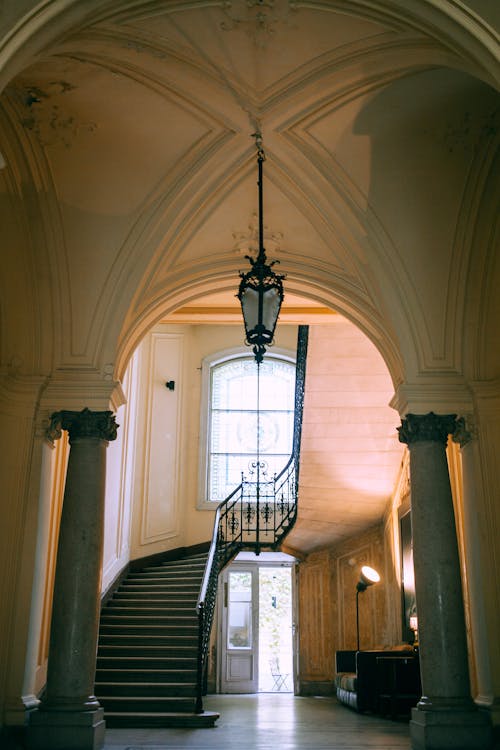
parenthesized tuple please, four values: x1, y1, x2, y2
(356, 565, 380, 651)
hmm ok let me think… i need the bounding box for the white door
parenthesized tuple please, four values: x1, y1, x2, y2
(220, 564, 259, 693)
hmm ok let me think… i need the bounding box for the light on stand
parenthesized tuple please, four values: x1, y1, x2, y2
(356, 565, 380, 651)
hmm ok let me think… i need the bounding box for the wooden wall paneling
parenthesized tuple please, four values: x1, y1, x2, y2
(297, 550, 334, 691)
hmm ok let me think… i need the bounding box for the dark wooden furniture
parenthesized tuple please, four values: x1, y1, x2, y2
(376, 654, 421, 718)
(335, 649, 420, 716)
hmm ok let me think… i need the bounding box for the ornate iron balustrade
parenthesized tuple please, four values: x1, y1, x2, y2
(195, 325, 308, 713)
(218, 454, 297, 564)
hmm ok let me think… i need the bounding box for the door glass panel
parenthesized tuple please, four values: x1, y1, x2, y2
(228, 571, 252, 649)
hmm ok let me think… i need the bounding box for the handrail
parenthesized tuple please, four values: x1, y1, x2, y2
(194, 325, 308, 713)
(195, 503, 221, 712)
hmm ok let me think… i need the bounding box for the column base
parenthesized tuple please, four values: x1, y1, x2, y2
(27, 707, 105, 750)
(410, 705, 493, 750)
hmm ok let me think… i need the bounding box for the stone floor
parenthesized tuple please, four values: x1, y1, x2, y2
(103, 694, 412, 750)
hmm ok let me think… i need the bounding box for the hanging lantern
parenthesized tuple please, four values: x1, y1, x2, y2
(237, 134, 285, 364)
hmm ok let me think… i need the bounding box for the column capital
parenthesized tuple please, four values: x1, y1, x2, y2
(48, 407, 118, 443)
(397, 411, 457, 446)
(452, 415, 477, 447)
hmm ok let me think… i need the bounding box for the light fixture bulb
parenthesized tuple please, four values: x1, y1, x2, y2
(361, 565, 380, 585)
(356, 565, 380, 592)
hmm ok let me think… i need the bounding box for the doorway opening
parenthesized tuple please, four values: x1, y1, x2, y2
(258, 565, 293, 693)
(218, 553, 296, 694)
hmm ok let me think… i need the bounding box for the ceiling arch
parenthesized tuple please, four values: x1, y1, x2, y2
(1, 1, 498, 92)
(0, 0, 497, 397)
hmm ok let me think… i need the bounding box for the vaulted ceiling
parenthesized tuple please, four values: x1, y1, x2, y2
(0, 1, 498, 551)
(2, 1, 498, 383)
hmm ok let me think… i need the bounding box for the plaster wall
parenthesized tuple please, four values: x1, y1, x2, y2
(101, 353, 138, 593)
(127, 323, 299, 562)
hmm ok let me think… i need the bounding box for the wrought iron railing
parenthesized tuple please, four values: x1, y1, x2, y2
(195, 325, 308, 712)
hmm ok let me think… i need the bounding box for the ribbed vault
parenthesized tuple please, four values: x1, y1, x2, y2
(0, 5, 498, 528)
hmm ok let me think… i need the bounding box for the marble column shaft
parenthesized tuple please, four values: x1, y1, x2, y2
(28, 408, 118, 750)
(399, 412, 491, 750)
(399, 413, 471, 707)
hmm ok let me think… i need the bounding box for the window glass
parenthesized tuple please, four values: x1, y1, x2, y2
(228, 571, 253, 649)
(208, 356, 295, 502)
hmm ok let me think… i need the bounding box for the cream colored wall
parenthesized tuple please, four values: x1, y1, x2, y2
(0, 383, 50, 725)
(101, 353, 138, 593)
(467, 388, 500, 721)
(30, 435, 68, 699)
(127, 322, 299, 561)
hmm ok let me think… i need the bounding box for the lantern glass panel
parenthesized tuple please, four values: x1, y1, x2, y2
(261, 286, 282, 340)
(240, 286, 259, 340)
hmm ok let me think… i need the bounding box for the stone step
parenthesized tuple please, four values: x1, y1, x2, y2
(95, 668, 197, 683)
(103, 711, 219, 728)
(101, 607, 198, 625)
(96, 681, 196, 697)
(112, 592, 198, 602)
(119, 583, 200, 591)
(99, 634, 197, 647)
(99, 624, 198, 636)
(98, 640, 198, 652)
(125, 571, 203, 586)
(99, 695, 195, 712)
(100, 621, 196, 631)
(134, 566, 205, 576)
(162, 554, 208, 563)
(97, 655, 197, 670)
(104, 605, 196, 615)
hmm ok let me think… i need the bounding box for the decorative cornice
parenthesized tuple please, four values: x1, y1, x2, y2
(39, 376, 125, 413)
(48, 408, 118, 443)
(397, 412, 457, 447)
(390, 381, 473, 417)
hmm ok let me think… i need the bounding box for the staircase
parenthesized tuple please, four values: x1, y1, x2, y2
(95, 552, 219, 727)
(95, 328, 309, 727)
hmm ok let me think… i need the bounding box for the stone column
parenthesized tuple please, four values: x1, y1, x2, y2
(398, 412, 491, 750)
(28, 408, 118, 750)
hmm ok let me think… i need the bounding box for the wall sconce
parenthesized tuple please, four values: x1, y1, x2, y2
(356, 565, 380, 651)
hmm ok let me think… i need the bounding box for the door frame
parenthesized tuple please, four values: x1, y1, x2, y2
(217, 555, 297, 694)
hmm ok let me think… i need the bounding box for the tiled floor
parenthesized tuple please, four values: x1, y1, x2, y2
(104, 694, 412, 750)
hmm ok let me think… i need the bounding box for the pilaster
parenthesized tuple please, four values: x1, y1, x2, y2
(0, 374, 49, 726)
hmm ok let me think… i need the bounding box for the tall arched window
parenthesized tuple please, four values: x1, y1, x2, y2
(199, 351, 295, 505)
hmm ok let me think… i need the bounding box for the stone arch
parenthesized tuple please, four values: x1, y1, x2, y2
(114, 271, 405, 388)
(0, 0, 497, 394)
